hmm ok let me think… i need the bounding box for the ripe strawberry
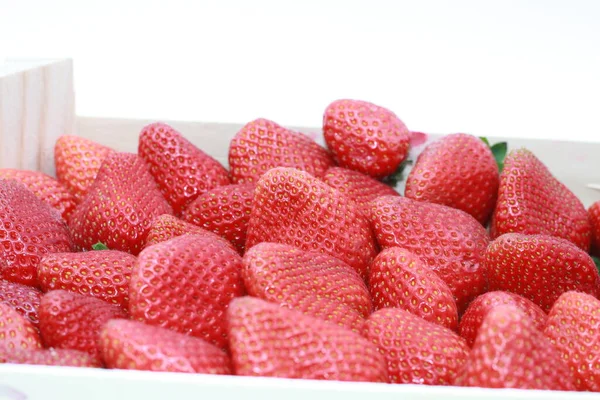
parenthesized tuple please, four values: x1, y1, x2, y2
(138, 122, 231, 215)
(544, 291, 600, 392)
(492, 148, 591, 251)
(0, 179, 73, 287)
(0, 169, 77, 221)
(129, 234, 245, 351)
(0, 303, 42, 351)
(485, 233, 600, 311)
(369, 247, 458, 331)
(459, 291, 547, 347)
(457, 305, 575, 390)
(54, 135, 115, 202)
(369, 195, 489, 313)
(100, 319, 232, 374)
(404, 134, 499, 225)
(38, 290, 127, 359)
(227, 296, 389, 382)
(362, 308, 469, 385)
(37, 250, 136, 309)
(246, 168, 377, 281)
(1, 348, 101, 367)
(0, 279, 42, 327)
(323, 99, 410, 178)
(589, 200, 600, 255)
(228, 118, 334, 184)
(181, 183, 255, 253)
(68, 152, 173, 255)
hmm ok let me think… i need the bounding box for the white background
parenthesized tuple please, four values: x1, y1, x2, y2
(1, 0, 599, 141)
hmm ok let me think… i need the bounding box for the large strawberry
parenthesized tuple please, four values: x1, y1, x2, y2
(68, 152, 173, 255)
(1, 348, 101, 367)
(138, 122, 231, 215)
(0, 279, 42, 327)
(492, 148, 591, 251)
(404, 134, 500, 225)
(0, 303, 42, 351)
(227, 297, 389, 382)
(246, 168, 377, 281)
(228, 118, 334, 184)
(362, 308, 469, 385)
(323, 99, 410, 178)
(369, 195, 489, 313)
(589, 200, 600, 255)
(485, 233, 600, 311)
(0, 179, 73, 287)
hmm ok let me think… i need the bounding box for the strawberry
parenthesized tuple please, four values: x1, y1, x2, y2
(227, 296, 389, 382)
(544, 291, 600, 392)
(362, 308, 469, 385)
(54, 135, 115, 202)
(181, 183, 255, 253)
(37, 250, 136, 309)
(246, 168, 377, 281)
(404, 134, 500, 225)
(228, 118, 334, 184)
(1, 348, 101, 367)
(129, 234, 245, 351)
(99, 319, 232, 374)
(369, 247, 458, 331)
(492, 148, 591, 251)
(0, 279, 42, 327)
(369, 195, 489, 313)
(589, 200, 600, 255)
(457, 305, 576, 390)
(68, 152, 173, 255)
(0, 169, 77, 221)
(322, 99, 410, 178)
(38, 290, 128, 359)
(0, 303, 42, 351)
(0, 179, 73, 287)
(138, 122, 231, 215)
(459, 291, 547, 347)
(485, 233, 600, 311)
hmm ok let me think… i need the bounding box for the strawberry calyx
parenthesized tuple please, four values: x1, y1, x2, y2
(592, 255, 600, 274)
(92, 242, 109, 251)
(382, 159, 413, 187)
(480, 137, 507, 173)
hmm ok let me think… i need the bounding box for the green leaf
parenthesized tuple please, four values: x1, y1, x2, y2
(593, 256, 600, 274)
(383, 159, 414, 187)
(490, 142, 508, 173)
(479, 137, 491, 147)
(92, 242, 109, 251)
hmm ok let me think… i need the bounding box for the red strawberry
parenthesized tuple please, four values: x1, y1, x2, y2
(227, 297, 389, 382)
(246, 168, 377, 281)
(37, 250, 136, 309)
(99, 319, 232, 374)
(485, 233, 600, 312)
(0, 179, 73, 287)
(0, 303, 42, 351)
(0, 279, 42, 327)
(492, 148, 591, 251)
(181, 183, 255, 253)
(323, 99, 410, 178)
(228, 118, 334, 184)
(589, 200, 600, 255)
(404, 134, 499, 225)
(138, 122, 231, 215)
(54, 135, 115, 202)
(1, 348, 101, 367)
(544, 291, 600, 392)
(362, 308, 469, 385)
(129, 234, 245, 351)
(68, 152, 173, 255)
(0, 169, 77, 221)
(369, 195, 489, 313)
(369, 247, 458, 331)
(459, 291, 547, 347)
(457, 305, 575, 390)
(38, 290, 127, 359)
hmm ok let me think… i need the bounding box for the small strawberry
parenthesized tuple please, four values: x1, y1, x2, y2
(369, 247, 458, 331)
(0, 279, 42, 327)
(588, 200, 600, 255)
(37, 250, 136, 309)
(228, 118, 334, 184)
(68, 152, 173, 255)
(485, 233, 600, 311)
(0, 303, 42, 351)
(138, 122, 231, 215)
(129, 234, 245, 351)
(459, 291, 547, 347)
(362, 308, 469, 385)
(1, 348, 101, 367)
(181, 183, 255, 253)
(492, 148, 591, 251)
(227, 296, 389, 382)
(246, 168, 377, 281)
(457, 305, 575, 390)
(323, 99, 410, 178)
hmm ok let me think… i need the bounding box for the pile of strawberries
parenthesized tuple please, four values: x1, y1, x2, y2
(1, 99, 599, 393)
